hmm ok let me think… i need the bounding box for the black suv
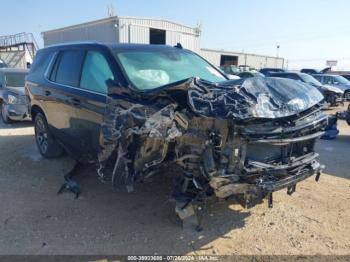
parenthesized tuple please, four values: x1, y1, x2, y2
(26, 43, 326, 223)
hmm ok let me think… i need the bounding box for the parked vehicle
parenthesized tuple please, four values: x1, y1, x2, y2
(313, 74, 350, 100)
(301, 68, 331, 75)
(220, 65, 240, 75)
(0, 68, 30, 123)
(301, 68, 320, 75)
(259, 68, 285, 76)
(238, 71, 264, 79)
(270, 72, 344, 106)
(26, 43, 326, 224)
(341, 74, 350, 81)
(219, 65, 240, 80)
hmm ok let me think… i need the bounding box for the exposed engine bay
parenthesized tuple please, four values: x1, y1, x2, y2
(97, 77, 327, 227)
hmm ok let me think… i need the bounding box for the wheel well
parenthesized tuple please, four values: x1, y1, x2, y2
(31, 105, 45, 122)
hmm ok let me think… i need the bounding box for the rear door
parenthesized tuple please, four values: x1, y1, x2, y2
(45, 49, 86, 157)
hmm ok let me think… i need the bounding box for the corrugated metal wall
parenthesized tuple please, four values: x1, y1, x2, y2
(42, 18, 119, 46)
(199, 49, 284, 69)
(41, 16, 283, 67)
(118, 17, 200, 51)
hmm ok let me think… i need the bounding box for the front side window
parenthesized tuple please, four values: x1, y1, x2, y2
(299, 73, 322, 86)
(51, 50, 85, 87)
(323, 76, 333, 85)
(5, 72, 27, 87)
(332, 75, 350, 85)
(115, 49, 226, 91)
(80, 51, 114, 94)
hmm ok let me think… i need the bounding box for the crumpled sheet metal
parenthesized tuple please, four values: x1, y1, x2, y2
(188, 77, 324, 120)
(98, 76, 324, 170)
(99, 96, 182, 163)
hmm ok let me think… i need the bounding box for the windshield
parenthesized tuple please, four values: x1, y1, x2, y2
(115, 49, 226, 91)
(5, 72, 26, 87)
(332, 75, 350, 85)
(299, 73, 322, 86)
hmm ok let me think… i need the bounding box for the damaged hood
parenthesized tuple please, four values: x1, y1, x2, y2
(187, 77, 324, 121)
(321, 84, 344, 94)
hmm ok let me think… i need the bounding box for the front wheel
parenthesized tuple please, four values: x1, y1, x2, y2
(1, 103, 12, 124)
(34, 112, 63, 158)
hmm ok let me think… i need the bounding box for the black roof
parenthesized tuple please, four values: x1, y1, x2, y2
(41, 42, 185, 52)
(271, 72, 301, 76)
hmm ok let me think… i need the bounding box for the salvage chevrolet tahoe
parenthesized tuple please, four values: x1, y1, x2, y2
(26, 43, 327, 227)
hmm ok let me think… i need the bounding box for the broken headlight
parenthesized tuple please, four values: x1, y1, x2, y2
(7, 94, 19, 104)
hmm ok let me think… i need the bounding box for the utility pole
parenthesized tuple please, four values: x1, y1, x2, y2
(275, 45, 280, 67)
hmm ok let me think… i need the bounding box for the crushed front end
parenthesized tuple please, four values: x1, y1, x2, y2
(98, 77, 327, 226)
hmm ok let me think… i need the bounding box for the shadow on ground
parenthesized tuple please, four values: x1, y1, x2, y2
(316, 131, 350, 180)
(0, 132, 250, 255)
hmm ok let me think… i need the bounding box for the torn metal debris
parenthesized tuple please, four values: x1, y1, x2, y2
(97, 77, 327, 226)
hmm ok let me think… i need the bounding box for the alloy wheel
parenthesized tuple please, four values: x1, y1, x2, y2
(35, 118, 49, 154)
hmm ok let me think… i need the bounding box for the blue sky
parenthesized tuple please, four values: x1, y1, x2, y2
(2, 0, 350, 69)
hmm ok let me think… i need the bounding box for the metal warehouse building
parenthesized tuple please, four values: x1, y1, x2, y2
(42, 16, 283, 69)
(42, 16, 201, 52)
(200, 48, 284, 69)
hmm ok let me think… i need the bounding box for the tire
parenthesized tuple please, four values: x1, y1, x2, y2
(344, 90, 350, 101)
(1, 103, 12, 124)
(34, 112, 63, 158)
(328, 95, 337, 107)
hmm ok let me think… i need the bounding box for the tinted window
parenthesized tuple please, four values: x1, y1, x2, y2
(51, 50, 85, 87)
(5, 72, 27, 87)
(323, 76, 333, 85)
(30, 50, 55, 77)
(80, 51, 114, 94)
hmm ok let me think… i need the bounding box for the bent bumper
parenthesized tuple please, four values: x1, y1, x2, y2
(209, 146, 323, 205)
(5, 104, 30, 121)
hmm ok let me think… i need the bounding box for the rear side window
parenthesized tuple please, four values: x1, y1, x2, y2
(50, 50, 85, 87)
(80, 51, 114, 94)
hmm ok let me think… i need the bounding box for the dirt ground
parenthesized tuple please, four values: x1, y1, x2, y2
(0, 104, 349, 256)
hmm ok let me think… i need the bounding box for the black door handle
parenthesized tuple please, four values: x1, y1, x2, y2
(45, 90, 51, 96)
(70, 98, 81, 106)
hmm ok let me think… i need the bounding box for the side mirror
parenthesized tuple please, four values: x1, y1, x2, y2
(334, 81, 339, 85)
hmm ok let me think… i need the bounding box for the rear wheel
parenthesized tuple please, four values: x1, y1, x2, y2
(34, 112, 63, 158)
(344, 90, 350, 101)
(1, 103, 12, 124)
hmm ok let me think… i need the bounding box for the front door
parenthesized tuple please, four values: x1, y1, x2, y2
(73, 50, 117, 160)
